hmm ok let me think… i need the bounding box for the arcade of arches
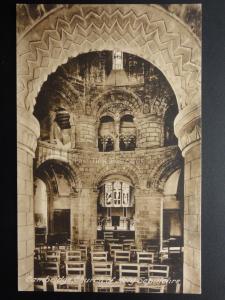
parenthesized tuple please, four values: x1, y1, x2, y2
(17, 4, 201, 293)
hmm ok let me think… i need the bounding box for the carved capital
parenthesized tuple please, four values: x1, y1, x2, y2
(174, 104, 201, 155)
(17, 106, 40, 156)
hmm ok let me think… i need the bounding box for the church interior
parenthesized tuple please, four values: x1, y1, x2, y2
(17, 4, 201, 294)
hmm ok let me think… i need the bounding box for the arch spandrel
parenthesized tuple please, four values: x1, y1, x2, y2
(17, 4, 201, 114)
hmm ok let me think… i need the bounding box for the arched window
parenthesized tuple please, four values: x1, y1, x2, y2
(98, 116, 115, 152)
(120, 115, 136, 151)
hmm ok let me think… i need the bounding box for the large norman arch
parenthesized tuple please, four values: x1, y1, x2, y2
(17, 4, 201, 293)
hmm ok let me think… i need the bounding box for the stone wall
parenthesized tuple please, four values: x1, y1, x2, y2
(137, 115, 163, 148)
(36, 141, 182, 247)
(135, 191, 162, 246)
(17, 108, 40, 291)
(75, 116, 97, 149)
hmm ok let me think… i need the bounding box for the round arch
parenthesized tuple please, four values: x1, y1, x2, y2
(35, 159, 82, 192)
(17, 4, 201, 113)
(150, 155, 183, 191)
(93, 162, 140, 189)
(92, 88, 143, 118)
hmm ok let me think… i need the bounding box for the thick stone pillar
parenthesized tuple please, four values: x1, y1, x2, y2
(75, 115, 97, 150)
(71, 193, 79, 242)
(77, 187, 98, 243)
(137, 114, 163, 148)
(135, 189, 161, 247)
(17, 107, 40, 291)
(174, 104, 201, 293)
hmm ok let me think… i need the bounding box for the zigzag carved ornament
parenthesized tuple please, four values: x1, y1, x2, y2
(17, 4, 201, 113)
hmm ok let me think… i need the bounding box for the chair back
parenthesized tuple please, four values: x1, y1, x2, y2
(65, 261, 86, 279)
(103, 232, 113, 240)
(45, 250, 61, 262)
(73, 245, 88, 260)
(94, 239, 105, 245)
(91, 244, 105, 252)
(78, 240, 89, 246)
(114, 250, 130, 263)
(109, 243, 123, 258)
(66, 250, 82, 261)
(93, 281, 123, 293)
(92, 262, 113, 280)
(107, 239, 120, 245)
(123, 283, 138, 293)
(123, 239, 135, 244)
(137, 252, 154, 264)
(148, 264, 169, 278)
(91, 251, 108, 262)
(43, 261, 60, 276)
(119, 263, 140, 281)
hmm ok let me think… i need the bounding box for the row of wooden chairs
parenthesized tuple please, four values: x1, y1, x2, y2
(35, 262, 170, 291)
(40, 261, 169, 280)
(91, 250, 154, 264)
(35, 277, 169, 293)
(42, 249, 154, 263)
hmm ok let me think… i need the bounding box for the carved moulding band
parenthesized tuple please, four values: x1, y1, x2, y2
(174, 103, 201, 155)
(17, 106, 40, 156)
(17, 4, 201, 114)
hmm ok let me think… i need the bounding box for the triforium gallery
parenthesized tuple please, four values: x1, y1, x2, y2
(17, 3, 201, 294)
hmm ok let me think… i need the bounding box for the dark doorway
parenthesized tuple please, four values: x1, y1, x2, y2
(52, 209, 70, 243)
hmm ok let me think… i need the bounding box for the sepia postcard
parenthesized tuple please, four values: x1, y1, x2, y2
(17, 3, 202, 294)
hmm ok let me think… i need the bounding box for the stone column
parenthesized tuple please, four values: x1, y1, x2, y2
(75, 115, 97, 150)
(77, 187, 98, 243)
(17, 107, 40, 291)
(135, 188, 161, 248)
(174, 104, 201, 293)
(136, 114, 163, 149)
(70, 192, 79, 242)
(70, 113, 76, 149)
(114, 114, 120, 151)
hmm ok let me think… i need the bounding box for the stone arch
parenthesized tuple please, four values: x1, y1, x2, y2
(17, 4, 201, 114)
(93, 162, 140, 189)
(99, 112, 115, 121)
(92, 88, 143, 118)
(150, 155, 183, 191)
(33, 69, 85, 122)
(35, 159, 82, 192)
